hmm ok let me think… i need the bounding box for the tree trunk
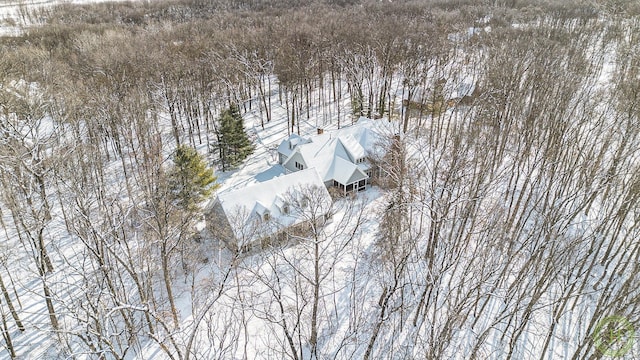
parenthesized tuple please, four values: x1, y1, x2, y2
(41, 275, 59, 330)
(310, 239, 320, 358)
(161, 242, 180, 329)
(0, 302, 16, 359)
(0, 273, 23, 332)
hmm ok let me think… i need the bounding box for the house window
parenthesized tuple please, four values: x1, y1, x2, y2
(263, 213, 270, 221)
(295, 161, 304, 170)
(282, 204, 290, 214)
(333, 180, 339, 187)
(300, 196, 309, 208)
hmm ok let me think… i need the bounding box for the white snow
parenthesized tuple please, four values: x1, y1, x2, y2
(0, 5, 636, 359)
(216, 167, 332, 242)
(279, 117, 395, 185)
(0, 0, 136, 36)
(328, 156, 363, 185)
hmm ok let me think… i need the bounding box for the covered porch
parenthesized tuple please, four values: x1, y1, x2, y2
(329, 156, 370, 196)
(333, 179, 367, 196)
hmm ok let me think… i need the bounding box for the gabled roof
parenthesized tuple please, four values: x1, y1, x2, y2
(328, 156, 368, 185)
(281, 117, 393, 184)
(216, 168, 331, 242)
(283, 140, 340, 182)
(338, 135, 365, 162)
(277, 133, 311, 159)
(253, 201, 269, 216)
(273, 195, 286, 211)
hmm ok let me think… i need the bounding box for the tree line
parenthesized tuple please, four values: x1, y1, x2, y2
(0, 0, 639, 358)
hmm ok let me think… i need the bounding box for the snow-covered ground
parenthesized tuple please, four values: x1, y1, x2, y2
(1, 4, 638, 358)
(0, 63, 398, 359)
(0, 0, 132, 36)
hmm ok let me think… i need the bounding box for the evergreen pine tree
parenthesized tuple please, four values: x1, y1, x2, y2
(217, 104, 254, 170)
(169, 145, 219, 211)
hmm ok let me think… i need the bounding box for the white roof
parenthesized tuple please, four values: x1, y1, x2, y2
(338, 134, 365, 162)
(217, 168, 332, 242)
(273, 195, 286, 210)
(328, 157, 367, 185)
(282, 117, 392, 184)
(277, 133, 310, 158)
(254, 201, 269, 216)
(284, 139, 342, 182)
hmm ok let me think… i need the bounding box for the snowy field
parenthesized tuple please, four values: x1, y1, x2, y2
(0, 0, 131, 36)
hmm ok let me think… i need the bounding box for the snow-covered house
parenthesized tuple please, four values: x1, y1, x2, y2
(207, 168, 332, 251)
(277, 118, 385, 195)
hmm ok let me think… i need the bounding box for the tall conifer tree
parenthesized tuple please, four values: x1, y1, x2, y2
(217, 104, 254, 170)
(169, 145, 218, 211)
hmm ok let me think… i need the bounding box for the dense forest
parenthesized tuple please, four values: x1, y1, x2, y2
(1, 0, 640, 358)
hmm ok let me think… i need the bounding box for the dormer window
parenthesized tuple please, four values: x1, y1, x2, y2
(255, 201, 270, 222)
(295, 161, 304, 170)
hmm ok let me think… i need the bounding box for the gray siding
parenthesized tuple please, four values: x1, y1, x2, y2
(345, 169, 368, 185)
(283, 152, 307, 173)
(205, 200, 238, 251)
